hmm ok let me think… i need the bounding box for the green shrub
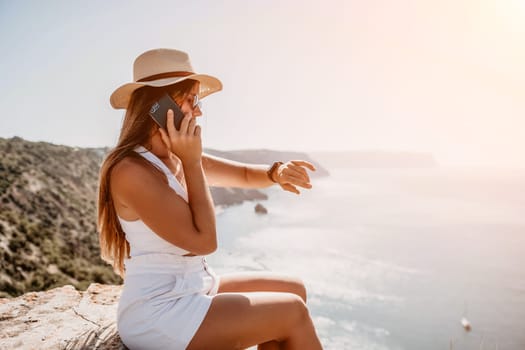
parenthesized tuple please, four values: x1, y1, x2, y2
(17, 221, 28, 234)
(8, 236, 26, 252)
(0, 280, 18, 296)
(58, 259, 75, 276)
(19, 259, 37, 272)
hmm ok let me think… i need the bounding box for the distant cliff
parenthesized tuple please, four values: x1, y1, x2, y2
(310, 150, 438, 169)
(204, 148, 330, 177)
(0, 137, 326, 297)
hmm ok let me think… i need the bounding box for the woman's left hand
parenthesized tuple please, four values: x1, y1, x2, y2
(275, 160, 316, 194)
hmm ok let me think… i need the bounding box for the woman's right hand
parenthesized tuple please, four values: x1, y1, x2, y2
(158, 109, 202, 165)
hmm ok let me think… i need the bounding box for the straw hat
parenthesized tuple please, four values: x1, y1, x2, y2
(110, 48, 223, 109)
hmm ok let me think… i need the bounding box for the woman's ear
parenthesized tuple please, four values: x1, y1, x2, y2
(149, 126, 160, 138)
(151, 127, 171, 153)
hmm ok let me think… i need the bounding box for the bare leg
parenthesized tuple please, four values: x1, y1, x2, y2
(218, 271, 313, 349)
(218, 272, 311, 350)
(218, 271, 308, 302)
(186, 292, 322, 350)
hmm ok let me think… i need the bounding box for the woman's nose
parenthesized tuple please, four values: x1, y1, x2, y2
(193, 105, 203, 117)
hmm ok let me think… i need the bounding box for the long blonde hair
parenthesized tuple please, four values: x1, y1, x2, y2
(97, 80, 198, 277)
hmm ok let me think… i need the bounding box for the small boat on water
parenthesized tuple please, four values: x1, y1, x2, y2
(461, 317, 472, 331)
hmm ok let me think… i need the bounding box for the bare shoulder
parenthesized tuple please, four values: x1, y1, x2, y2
(111, 156, 148, 184)
(110, 156, 167, 197)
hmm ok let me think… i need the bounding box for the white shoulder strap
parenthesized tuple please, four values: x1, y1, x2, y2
(134, 145, 172, 176)
(133, 145, 188, 202)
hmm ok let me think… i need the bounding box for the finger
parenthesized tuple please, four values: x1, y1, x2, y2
(291, 160, 316, 172)
(289, 164, 309, 179)
(166, 110, 177, 136)
(281, 183, 300, 195)
(283, 171, 306, 184)
(287, 166, 310, 182)
(179, 113, 192, 134)
(287, 178, 312, 189)
(194, 125, 201, 137)
(187, 118, 197, 135)
(283, 173, 312, 189)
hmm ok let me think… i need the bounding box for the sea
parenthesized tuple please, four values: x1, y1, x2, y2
(206, 166, 525, 350)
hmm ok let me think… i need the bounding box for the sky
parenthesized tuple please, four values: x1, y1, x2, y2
(0, 0, 524, 166)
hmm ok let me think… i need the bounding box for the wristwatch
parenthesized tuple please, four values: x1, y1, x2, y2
(267, 161, 284, 183)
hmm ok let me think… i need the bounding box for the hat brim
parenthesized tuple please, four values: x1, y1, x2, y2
(110, 74, 223, 109)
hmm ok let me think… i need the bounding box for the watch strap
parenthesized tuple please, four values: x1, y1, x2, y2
(267, 161, 284, 183)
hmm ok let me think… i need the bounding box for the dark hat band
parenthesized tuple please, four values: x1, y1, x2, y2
(137, 71, 194, 83)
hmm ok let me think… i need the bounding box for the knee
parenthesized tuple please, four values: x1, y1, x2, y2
(284, 294, 312, 332)
(290, 277, 307, 303)
(287, 293, 310, 322)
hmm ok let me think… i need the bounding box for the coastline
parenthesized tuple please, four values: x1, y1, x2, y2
(214, 204, 227, 216)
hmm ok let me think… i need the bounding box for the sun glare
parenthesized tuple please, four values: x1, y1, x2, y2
(492, 0, 525, 31)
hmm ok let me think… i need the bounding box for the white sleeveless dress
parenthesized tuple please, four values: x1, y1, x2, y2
(117, 145, 220, 350)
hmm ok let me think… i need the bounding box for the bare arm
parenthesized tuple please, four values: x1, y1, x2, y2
(111, 157, 217, 255)
(183, 159, 216, 248)
(202, 152, 274, 189)
(202, 152, 316, 194)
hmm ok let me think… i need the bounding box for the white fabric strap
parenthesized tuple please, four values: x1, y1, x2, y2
(133, 145, 188, 202)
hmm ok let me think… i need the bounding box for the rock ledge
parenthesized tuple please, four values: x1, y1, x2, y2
(0, 283, 125, 350)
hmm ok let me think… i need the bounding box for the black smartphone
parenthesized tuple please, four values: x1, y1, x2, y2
(148, 93, 185, 131)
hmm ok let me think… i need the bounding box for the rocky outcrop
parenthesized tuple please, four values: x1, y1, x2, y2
(254, 203, 268, 214)
(0, 283, 125, 350)
(210, 187, 268, 207)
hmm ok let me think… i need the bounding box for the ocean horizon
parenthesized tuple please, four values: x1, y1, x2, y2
(207, 165, 525, 349)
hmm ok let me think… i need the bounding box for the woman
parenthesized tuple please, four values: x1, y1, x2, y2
(98, 48, 322, 350)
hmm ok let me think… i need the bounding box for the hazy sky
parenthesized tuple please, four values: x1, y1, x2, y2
(1, 0, 524, 166)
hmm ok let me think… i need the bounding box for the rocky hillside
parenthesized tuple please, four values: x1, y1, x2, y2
(0, 137, 122, 298)
(0, 137, 326, 298)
